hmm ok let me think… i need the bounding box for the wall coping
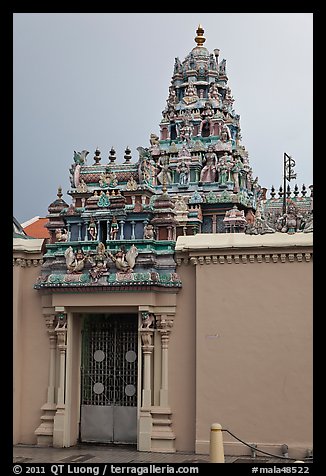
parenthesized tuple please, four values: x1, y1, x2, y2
(175, 232, 313, 252)
(13, 237, 44, 253)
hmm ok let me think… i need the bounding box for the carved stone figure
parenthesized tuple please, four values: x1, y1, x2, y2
(55, 228, 68, 242)
(157, 156, 172, 185)
(199, 103, 214, 136)
(141, 311, 155, 329)
(150, 133, 160, 146)
(245, 209, 275, 235)
(167, 86, 177, 106)
(88, 218, 97, 240)
(278, 203, 302, 234)
(185, 80, 197, 97)
(109, 216, 119, 240)
(176, 160, 190, 186)
(200, 146, 217, 183)
(73, 150, 89, 165)
(302, 212, 313, 233)
(108, 245, 138, 272)
(231, 157, 244, 193)
(217, 153, 229, 185)
(88, 242, 109, 282)
(64, 246, 88, 274)
(179, 118, 193, 143)
(208, 82, 221, 101)
(143, 224, 155, 239)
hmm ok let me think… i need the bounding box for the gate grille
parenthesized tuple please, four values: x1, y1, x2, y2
(81, 314, 137, 407)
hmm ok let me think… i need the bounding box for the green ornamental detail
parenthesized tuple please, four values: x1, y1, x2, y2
(48, 274, 64, 284)
(98, 193, 110, 207)
(218, 190, 232, 202)
(133, 272, 151, 281)
(206, 190, 218, 203)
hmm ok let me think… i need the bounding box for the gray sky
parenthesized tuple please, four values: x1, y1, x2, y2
(13, 13, 313, 224)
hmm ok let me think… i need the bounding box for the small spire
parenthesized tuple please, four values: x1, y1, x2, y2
(195, 24, 206, 47)
(57, 186, 63, 199)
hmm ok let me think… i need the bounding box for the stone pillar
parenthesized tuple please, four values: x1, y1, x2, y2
(156, 315, 174, 406)
(130, 221, 136, 240)
(77, 222, 82, 241)
(150, 313, 176, 453)
(140, 329, 154, 407)
(53, 312, 67, 447)
(34, 314, 57, 446)
(97, 220, 101, 242)
(138, 313, 155, 452)
(212, 214, 217, 234)
(67, 223, 71, 241)
(106, 219, 111, 241)
(119, 219, 125, 240)
(84, 221, 89, 241)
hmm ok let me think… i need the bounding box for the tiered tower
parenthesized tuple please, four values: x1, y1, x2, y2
(35, 25, 312, 291)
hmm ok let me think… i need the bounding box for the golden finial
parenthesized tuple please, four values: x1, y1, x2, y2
(194, 24, 206, 47)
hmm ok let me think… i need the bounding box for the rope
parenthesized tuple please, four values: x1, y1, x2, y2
(222, 429, 312, 461)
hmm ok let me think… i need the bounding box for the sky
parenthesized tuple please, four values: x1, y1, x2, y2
(13, 12, 313, 224)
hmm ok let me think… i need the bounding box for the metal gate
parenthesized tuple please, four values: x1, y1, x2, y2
(80, 314, 138, 444)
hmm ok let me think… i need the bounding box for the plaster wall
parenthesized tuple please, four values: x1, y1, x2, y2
(13, 255, 47, 444)
(193, 259, 312, 456)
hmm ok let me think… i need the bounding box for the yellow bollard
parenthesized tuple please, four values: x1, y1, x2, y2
(209, 423, 225, 463)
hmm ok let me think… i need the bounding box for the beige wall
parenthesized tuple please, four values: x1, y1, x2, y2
(195, 260, 312, 455)
(170, 263, 196, 452)
(13, 233, 313, 458)
(174, 233, 313, 458)
(13, 254, 48, 445)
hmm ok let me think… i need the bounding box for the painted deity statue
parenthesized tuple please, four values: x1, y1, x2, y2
(109, 216, 119, 240)
(200, 146, 218, 183)
(185, 80, 197, 97)
(143, 224, 155, 239)
(176, 160, 190, 186)
(278, 203, 302, 234)
(199, 102, 214, 136)
(55, 228, 68, 242)
(157, 156, 172, 185)
(64, 247, 88, 274)
(108, 245, 138, 273)
(217, 153, 229, 185)
(208, 82, 221, 101)
(88, 218, 97, 241)
(88, 242, 109, 282)
(231, 156, 244, 193)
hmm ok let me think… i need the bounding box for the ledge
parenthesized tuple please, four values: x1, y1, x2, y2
(13, 237, 45, 253)
(175, 232, 313, 252)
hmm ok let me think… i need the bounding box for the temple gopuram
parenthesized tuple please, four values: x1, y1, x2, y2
(35, 25, 312, 292)
(13, 26, 313, 459)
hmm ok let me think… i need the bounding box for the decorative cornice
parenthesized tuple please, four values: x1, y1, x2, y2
(13, 258, 44, 267)
(178, 251, 312, 266)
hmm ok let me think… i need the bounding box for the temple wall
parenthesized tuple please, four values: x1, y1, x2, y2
(13, 233, 313, 459)
(174, 233, 313, 458)
(169, 263, 196, 452)
(13, 251, 47, 445)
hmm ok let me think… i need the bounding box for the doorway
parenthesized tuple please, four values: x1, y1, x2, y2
(80, 313, 138, 444)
